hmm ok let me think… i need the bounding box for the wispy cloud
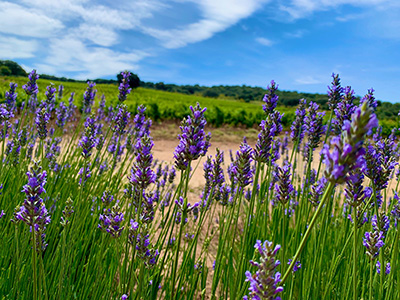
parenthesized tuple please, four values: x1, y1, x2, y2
(141, 0, 270, 48)
(0, 36, 38, 59)
(295, 75, 322, 85)
(255, 37, 274, 46)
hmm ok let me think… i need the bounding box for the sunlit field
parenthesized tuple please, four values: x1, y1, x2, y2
(0, 71, 399, 300)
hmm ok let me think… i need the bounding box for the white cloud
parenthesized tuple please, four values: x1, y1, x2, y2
(0, 2, 64, 38)
(279, 0, 389, 19)
(36, 36, 150, 79)
(285, 29, 306, 38)
(141, 0, 270, 48)
(0, 36, 38, 59)
(256, 37, 274, 46)
(295, 75, 322, 84)
(71, 24, 118, 47)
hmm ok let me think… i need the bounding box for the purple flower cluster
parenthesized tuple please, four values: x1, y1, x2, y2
(113, 104, 131, 136)
(322, 102, 378, 184)
(118, 71, 132, 102)
(254, 112, 282, 163)
(35, 107, 50, 140)
(262, 80, 279, 114)
(98, 203, 125, 238)
(128, 220, 159, 267)
(376, 261, 391, 275)
(327, 73, 343, 110)
(56, 102, 68, 128)
(45, 84, 57, 114)
(360, 88, 377, 111)
(79, 115, 97, 159)
(363, 230, 385, 260)
(0, 104, 13, 123)
(303, 102, 326, 161)
(232, 138, 254, 188)
(244, 240, 283, 300)
(5, 82, 17, 111)
(133, 105, 152, 141)
(15, 161, 51, 251)
(174, 103, 211, 170)
(290, 98, 307, 145)
(83, 81, 97, 114)
(275, 162, 295, 206)
(129, 134, 156, 190)
(287, 259, 301, 273)
(332, 86, 356, 135)
(60, 197, 74, 227)
(22, 70, 39, 96)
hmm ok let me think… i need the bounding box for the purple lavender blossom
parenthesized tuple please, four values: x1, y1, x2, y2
(309, 177, 327, 207)
(391, 193, 400, 227)
(363, 230, 385, 260)
(0, 104, 13, 123)
(98, 204, 124, 238)
(244, 240, 283, 300)
(58, 84, 64, 100)
(275, 162, 295, 206)
(128, 220, 159, 267)
(113, 104, 131, 136)
(327, 73, 343, 110)
(67, 92, 76, 121)
(360, 88, 377, 111)
(35, 107, 50, 140)
(79, 115, 97, 159)
(262, 80, 279, 114)
(254, 112, 282, 163)
(287, 259, 301, 273)
(5, 82, 17, 111)
(45, 84, 57, 114)
(376, 261, 391, 275)
(83, 81, 97, 114)
(15, 161, 51, 251)
(56, 102, 68, 128)
(372, 214, 390, 235)
(129, 134, 156, 190)
(22, 70, 39, 96)
(121, 295, 128, 300)
(174, 103, 211, 170)
(322, 102, 378, 184)
(304, 102, 326, 161)
(232, 138, 254, 188)
(0, 210, 4, 219)
(332, 86, 356, 135)
(290, 98, 307, 145)
(118, 71, 132, 102)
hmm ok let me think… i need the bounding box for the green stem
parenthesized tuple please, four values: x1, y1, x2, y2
(281, 182, 334, 284)
(31, 227, 38, 300)
(369, 261, 373, 300)
(353, 207, 358, 300)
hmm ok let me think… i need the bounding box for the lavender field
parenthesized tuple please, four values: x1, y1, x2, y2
(0, 70, 399, 300)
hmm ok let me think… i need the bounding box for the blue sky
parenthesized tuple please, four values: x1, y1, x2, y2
(1, 0, 400, 102)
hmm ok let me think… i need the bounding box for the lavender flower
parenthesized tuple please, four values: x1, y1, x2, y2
(56, 102, 68, 128)
(60, 197, 74, 227)
(372, 214, 390, 235)
(45, 83, 57, 114)
(83, 81, 97, 114)
(0, 104, 13, 123)
(290, 98, 307, 145)
(244, 240, 283, 300)
(327, 73, 343, 110)
(129, 134, 156, 190)
(391, 193, 400, 227)
(174, 103, 211, 170)
(113, 104, 131, 136)
(287, 259, 301, 273)
(67, 92, 76, 121)
(22, 70, 39, 96)
(35, 107, 50, 140)
(254, 112, 282, 163)
(275, 162, 295, 206)
(58, 85, 64, 100)
(232, 138, 254, 188)
(262, 80, 279, 114)
(79, 115, 97, 159)
(118, 71, 132, 102)
(98, 203, 124, 238)
(332, 86, 356, 135)
(360, 88, 377, 111)
(304, 102, 326, 161)
(15, 161, 51, 251)
(5, 82, 17, 111)
(376, 261, 390, 275)
(128, 220, 159, 267)
(322, 102, 378, 184)
(363, 230, 384, 260)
